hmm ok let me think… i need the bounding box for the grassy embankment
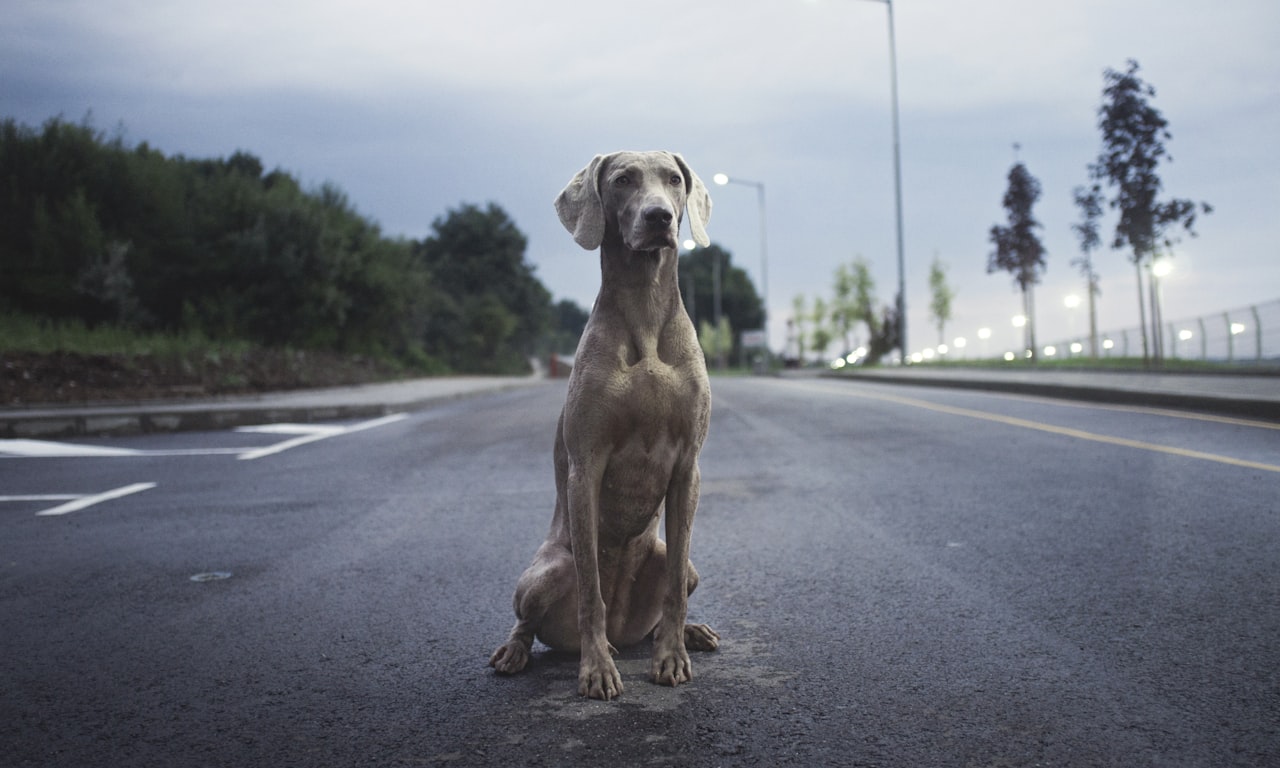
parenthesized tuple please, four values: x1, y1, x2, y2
(0, 312, 426, 404)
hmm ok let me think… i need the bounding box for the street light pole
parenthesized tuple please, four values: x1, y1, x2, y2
(711, 174, 769, 349)
(856, 0, 907, 362)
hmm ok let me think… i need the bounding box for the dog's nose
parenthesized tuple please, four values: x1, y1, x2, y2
(642, 205, 674, 227)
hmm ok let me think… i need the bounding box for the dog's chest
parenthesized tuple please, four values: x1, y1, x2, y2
(618, 358, 708, 439)
(592, 360, 708, 534)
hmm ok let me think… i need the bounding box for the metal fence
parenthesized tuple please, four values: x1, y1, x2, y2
(1043, 298, 1280, 364)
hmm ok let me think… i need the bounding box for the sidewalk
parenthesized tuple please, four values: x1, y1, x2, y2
(826, 366, 1280, 421)
(0, 375, 547, 439)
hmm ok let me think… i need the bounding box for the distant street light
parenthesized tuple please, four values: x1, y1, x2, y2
(712, 173, 769, 350)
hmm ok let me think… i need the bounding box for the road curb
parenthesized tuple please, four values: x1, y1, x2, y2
(0, 379, 544, 439)
(823, 371, 1280, 421)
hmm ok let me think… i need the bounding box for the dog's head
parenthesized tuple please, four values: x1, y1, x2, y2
(555, 151, 711, 252)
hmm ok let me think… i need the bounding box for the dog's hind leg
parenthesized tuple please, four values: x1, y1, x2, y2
(490, 541, 579, 674)
(680, 560, 720, 652)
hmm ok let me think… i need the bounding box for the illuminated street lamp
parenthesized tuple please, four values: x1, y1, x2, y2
(711, 173, 769, 352)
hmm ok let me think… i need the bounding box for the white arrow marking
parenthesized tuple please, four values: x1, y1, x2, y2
(32, 482, 157, 517)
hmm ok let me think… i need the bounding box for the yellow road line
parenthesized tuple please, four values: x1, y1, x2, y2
(794, 382, 1280, 475)
(994, 391, 1280, 431)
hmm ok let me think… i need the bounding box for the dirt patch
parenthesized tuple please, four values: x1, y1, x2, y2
(1, 349, 410, 407)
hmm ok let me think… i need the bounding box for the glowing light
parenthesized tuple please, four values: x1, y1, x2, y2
(1012, 315, 1027, 328)
(953, 337, 967, 349)
(712, 173, 730, 186)
(1064, 294, 1081, 309)
(1070, 342, 1083, 354)
(1103, 338, 1115, 350)
(1231, 323, 1246, 335)
(977, 327, 992, 340)
(1178, 329, 1193, 341)
(1004, 351, 1016, 361)
(1044, 345, 1057, 357)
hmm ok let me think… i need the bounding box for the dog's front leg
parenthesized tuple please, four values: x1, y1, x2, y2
(567, 466, 624, 700)
(652, 462, 699, 687)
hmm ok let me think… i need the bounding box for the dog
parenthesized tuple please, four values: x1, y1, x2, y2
(489, 151, 719, 700)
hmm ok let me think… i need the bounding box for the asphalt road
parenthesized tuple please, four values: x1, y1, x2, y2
(2, 377, 1277, 767)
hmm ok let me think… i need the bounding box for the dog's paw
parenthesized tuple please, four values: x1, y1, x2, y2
(489, 640, 530, 675)
(578, 651, 624, 700)
(650, 646, 693, 687)
(684, 623, 720, 652)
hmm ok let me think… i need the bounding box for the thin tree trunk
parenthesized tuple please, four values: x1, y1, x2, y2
(1148, 269, 1163, 366)
(1026, 284, 1037, 362)
(1134, 260, 1149, 364)
(1087, 273, 1099, 359)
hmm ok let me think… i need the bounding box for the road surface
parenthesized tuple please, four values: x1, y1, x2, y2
(2, 377, 1277, 766)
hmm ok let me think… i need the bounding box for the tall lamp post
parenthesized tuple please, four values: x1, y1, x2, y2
(711, 173, 769, 351)
(855, 0, 907, 362)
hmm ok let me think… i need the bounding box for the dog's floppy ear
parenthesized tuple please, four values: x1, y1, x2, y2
(555, 154, 612, 251)
(672, 153, 712, 248)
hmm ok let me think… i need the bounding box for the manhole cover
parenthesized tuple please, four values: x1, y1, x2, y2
(189, 571, 232, 582)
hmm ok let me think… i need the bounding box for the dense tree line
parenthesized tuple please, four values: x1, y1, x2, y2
(0, 116, 577, 374)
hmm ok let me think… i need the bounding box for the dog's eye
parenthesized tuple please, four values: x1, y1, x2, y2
(615, 174, 630, 186)
(669, 173, 683, 185)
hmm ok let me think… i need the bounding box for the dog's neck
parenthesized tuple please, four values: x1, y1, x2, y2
(595, 241, 689, 362)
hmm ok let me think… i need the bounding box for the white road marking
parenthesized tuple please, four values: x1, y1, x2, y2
(28, 482, 157, 517)
(235, 413, 408, 460)
(0, 413, 410, 461)
(0, 440, 143, 458)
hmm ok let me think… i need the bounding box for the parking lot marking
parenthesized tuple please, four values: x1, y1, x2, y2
(0, 439, 143, 458)
(30, 482, 157, 517)
(0, 413, 409, 461)
(236, 413, 408, 460)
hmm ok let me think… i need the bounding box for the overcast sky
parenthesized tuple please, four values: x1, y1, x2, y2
(4, 0, 1278, 357)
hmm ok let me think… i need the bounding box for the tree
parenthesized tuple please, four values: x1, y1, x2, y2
(415, 202, 550, 373)
(832, 257, 879, 354)
(678, 244, 764, 363)
(810, 296, 832, 361)
(824, 256, 899, 365)
(1071, 185, 1104, 358)
(546, 299, 590, 357)
(927, 254, 954, 348)
(788, 294, 808, 364)
(1088, 59, 1211, 363)
(698, 317, 732, 366)
(831, 263, 856, 354)
(988, 160, 1047, 360)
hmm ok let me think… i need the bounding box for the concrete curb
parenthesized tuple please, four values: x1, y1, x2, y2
(823, 371, 1280, 421)
(0, 377, 545, 439)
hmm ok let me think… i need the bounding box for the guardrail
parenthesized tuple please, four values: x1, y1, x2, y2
(1044, 298, 1278, 363)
